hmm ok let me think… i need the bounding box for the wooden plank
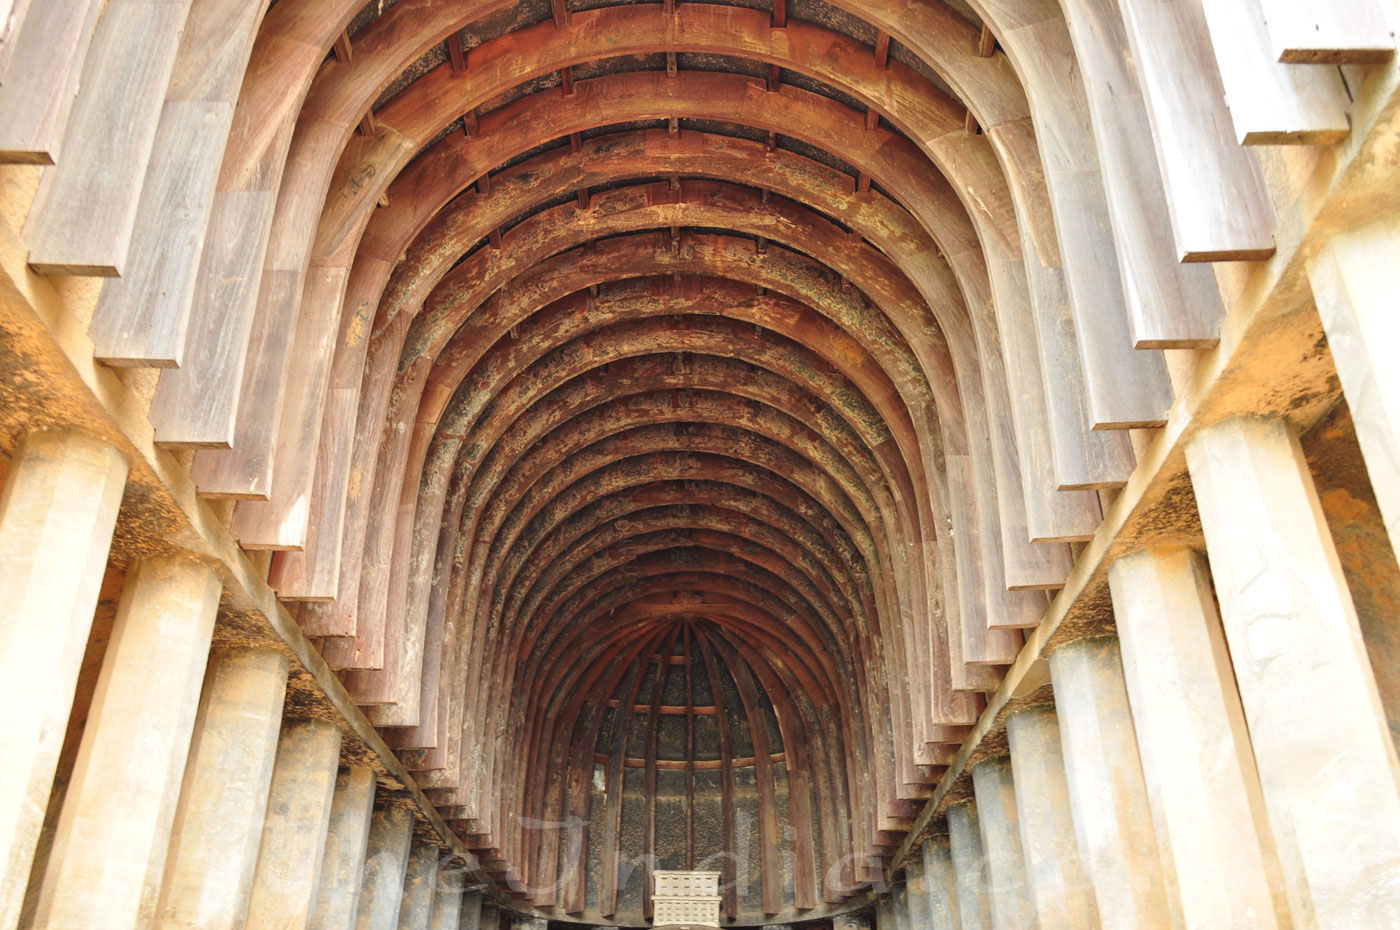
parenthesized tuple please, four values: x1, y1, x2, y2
(1117, 0, 1277, 261)
(232, 261, 352, 547)
(1199, 0, 1351, 145)
(1257, 0, 1396, 64)
(946, 455, 1020, 669)
(0, 0, 32, 81)
(994, 11, 1182, 424)
(87, 0, 268, 366)
(984, 242, 1102, 543)
(977, 25, 996, 58)
(1051, 0, 1228, 347)
(188, 267, 301, 496)
(89, 101, 232, 367)
(980, 243, 1097, 546)
(0, 0, 102, 164)
(24, 0, 194, 276)
(148, 189, 275, 446)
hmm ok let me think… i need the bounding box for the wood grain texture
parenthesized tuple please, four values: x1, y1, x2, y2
(148, 189, 275, 447)
(0, 0, 101, 164)
(24, 0, 193, 276)
(1200, 0, 1352, 145)
(1117, 0, 1278, 261)
(88, 0, 269, 367)
(1258, 0, 1396, 64)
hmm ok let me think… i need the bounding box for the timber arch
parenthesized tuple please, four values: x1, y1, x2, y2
(1, 1, 1399, 930)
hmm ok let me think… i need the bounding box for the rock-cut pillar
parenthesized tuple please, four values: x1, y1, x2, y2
(1188, 415, 1400, 926)
(0, 431, 126, 930)
(29, 557, 220, 930)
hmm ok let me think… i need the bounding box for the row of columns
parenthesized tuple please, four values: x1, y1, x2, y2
(884, 413, 1400, 929)
(0, 431, 486, 930)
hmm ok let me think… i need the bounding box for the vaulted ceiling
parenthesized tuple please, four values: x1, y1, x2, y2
(51, 0, 1267, 921)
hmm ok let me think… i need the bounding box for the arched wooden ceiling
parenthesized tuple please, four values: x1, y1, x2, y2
(50, 0, 1287, 921)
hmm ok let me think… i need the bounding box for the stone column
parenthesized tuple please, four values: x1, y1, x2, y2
(1307, 216, 1400, 554)
(892, 877, 911, 930)
(309, 766, 377, 930)
(355, 804, 415, 930)
(1048, 636, 1178, 930)
(1004, 706, 1100, 930)
(1187, 415, 1400, 925)
(156, 647, 290, 929)
(457, 890, 483, 930)
(245, 718, 344, 930)
(1109, 546, 1289, 929)
(426, 868, 464, 930)
(29, 557, 220, 930)
(0, 431, 127, 930)
(903, 859, 931, 930)
(399, 841, 440, 930)
(918, 836, 960, 930)
(970, 758, 1036, 930)
(477, 896, 498, 930)
(876, 890, 896, 930)
(946, 801, 992, 930)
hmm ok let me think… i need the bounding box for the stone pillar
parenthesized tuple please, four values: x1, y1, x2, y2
(457, 889, 483, 930)
(0, 431, 127, 930)
(245, 718, 344, 930)
(1109, 546, 1289, 929)
(426, 868, 463, 930)
(355, 804, 415, 930)
(156, 647, 290, 929)
(1187, 415, 1400, 925)
(1003, 706, 1100, 930)
(945, 801, 992, 930)
(903, 859, 931, 930)
(399, 841, 439, 930)
(477, 896, 498, 930)
(892, 878, 911, 930)
(1048, 636, 1178, 930)
(918, 836, 960, 930)
(309, 766, 377, 930)
(1307, 216, 1400, 555)
(970, 758, 1036, 930)
(876, 890, 896, 930)
(29, 557, 220, 930)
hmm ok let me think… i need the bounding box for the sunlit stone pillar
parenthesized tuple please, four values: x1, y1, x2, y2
(309, 766, 377, 930)
(426, 865, 464, 930)
(945, 801, 992, 930)
(1048, 636, 1178, 930)
(918, 836, 960, 930)
(399, 842, 439, 930)
(156, 647, 290, 929)
(29, 557, 220, 930)
(970, 759, 1036, 930)
(1003, 706, 1100, 930)
(1188, 415, 1400, 925)
(0, 431, 127, 930)
(1307, 216, 1400, 554)
(1109, 546, 1289, 929)
(245, 718, 344, 930)
(355, 804, 415, 929)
